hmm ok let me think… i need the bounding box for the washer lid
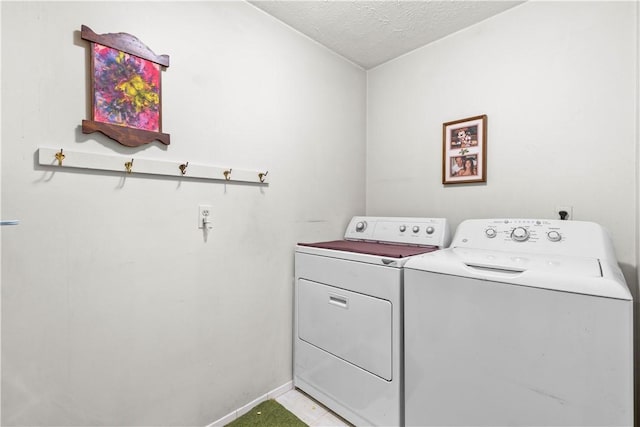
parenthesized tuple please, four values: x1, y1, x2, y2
(405, 248, 632, 300)
(451, 247, 602, 276)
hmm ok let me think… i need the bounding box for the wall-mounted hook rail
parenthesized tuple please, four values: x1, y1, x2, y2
(55, 149, 66, 166)
(179, 162, 189, 175)
(37, 148, 269, 185)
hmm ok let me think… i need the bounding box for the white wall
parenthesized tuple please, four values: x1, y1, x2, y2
(367, 1, 638, 289)
(0, 2, 366, 425)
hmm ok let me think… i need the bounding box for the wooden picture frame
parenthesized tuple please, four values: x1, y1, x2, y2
(81, 25, 170, 147)
(442, 115, 487, 184)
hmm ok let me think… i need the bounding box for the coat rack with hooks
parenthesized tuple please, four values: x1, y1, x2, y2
(37, 148, 269, 185)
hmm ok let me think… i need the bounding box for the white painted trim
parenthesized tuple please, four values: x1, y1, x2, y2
(206, 381, 294, 427)
(267, 381, 296, 399)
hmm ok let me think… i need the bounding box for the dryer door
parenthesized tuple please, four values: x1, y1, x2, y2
(297, 279, 392, 380)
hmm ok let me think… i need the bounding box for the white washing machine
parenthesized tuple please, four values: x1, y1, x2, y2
(294, 216, 451, 427)
(404, 218, 634, 427)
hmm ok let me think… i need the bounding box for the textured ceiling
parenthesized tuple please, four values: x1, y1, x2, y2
(249, 1, 525, 69)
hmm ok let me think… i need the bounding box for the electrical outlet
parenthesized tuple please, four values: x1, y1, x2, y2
(555, 205, 573, 221)
(199, 205, 212, 229)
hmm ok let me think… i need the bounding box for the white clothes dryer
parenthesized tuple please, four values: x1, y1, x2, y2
(404, 219, 633, 427)
(295, 216, 451, 427)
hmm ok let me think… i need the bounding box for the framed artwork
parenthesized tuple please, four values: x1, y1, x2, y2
(81, 25, 170, 147)
(442, 114, 487, 184)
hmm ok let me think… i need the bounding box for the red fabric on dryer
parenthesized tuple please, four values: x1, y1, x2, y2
(298, 240, 438, 258)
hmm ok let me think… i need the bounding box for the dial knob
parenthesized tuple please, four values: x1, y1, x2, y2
(399, 225, 406, 232)
(485, 228, 497, 238)
(426, 226, 435, 235)
(547, 231, 562, 242)
(355, 221, 367, 232)
(412, 225, 420, 233)
(511, 227, 530, 242)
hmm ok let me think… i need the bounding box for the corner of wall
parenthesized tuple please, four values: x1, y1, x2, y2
(634, 2, 639, 425)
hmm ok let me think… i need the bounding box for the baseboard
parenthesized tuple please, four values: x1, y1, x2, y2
(206, 381, 294, 427)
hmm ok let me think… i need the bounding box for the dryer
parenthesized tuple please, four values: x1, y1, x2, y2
(404, 218, 633, 426)
(295, 216, 451, 427)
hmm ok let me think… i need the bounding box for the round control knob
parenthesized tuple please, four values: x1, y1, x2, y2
(426, 226, 435, 235)
(511, 227, 530, 242)
(412, 225, 420, 233)
(485, 228, 497, 238)
(547, 231, 562, 242)
(399, 225, 406, 232)
(355, 221, 367, 232)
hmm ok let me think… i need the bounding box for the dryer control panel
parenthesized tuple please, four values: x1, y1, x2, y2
(451, 218, 617, 262)
(345, 216, 451, 248)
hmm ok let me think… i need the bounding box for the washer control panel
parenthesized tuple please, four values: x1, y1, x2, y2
(345, 216, 451, 248)
(478, 219, 566, 245)
(452, 218, 617, 261)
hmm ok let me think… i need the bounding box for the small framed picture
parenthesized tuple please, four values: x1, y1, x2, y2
(442, 114, 487, 184)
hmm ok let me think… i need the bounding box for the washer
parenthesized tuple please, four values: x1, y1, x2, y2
(404, 218, 634, 427)
(294, 216, 451, 427)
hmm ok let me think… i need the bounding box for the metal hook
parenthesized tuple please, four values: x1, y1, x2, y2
(223, 169, 232, 181)
(124, 159, 134, 174)
(55, 149, 65, 166)
(179, 162, 189, 175)
(258, 171, 269, 183)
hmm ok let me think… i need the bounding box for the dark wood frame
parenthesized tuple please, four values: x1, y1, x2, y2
(81, 25, 170, 147)
(442, 114, 487, 185)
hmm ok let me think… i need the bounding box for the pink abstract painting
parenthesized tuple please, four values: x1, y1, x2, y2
(93, 43, 160, 132)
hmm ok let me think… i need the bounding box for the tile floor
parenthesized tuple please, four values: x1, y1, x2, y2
(276, 388, 353, 427)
